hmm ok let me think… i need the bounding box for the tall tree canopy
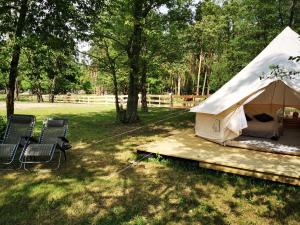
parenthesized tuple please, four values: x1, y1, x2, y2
(0, 0, 299, 123)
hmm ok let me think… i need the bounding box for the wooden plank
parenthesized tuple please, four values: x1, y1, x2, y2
(198, 162, 300, 186)
(139, 129, 300, 185)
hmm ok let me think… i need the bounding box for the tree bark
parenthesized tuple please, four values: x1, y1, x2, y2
(125, 1, 144, 123)
(6, 0, 28, 118)
(289, 0, 297, 26)
(206, 65, 211, 96)
(103, 40, 124, 122)
(36, 86, 43, 103)
(141, 59, 148, 112)
(15, 77, 20, 101)
(196, 50, 202, 96)
(177, 75, 181, 95)
(202, 68, 207, 96)
(277, 0, 284, 27)
(49, 76, 56, 103)
(111, 64, 123, 121)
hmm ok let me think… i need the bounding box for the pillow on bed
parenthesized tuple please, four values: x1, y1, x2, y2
(254, 113, 274, 122)
(245, 114, 252, 121)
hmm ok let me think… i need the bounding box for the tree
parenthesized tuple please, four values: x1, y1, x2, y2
(91, 0, 185, 122)
(0, 0, 102, 117)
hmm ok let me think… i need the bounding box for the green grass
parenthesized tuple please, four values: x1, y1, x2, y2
(0, 103, 299, 225)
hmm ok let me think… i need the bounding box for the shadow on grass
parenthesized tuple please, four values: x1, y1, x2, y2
(0, 107, 299, 224)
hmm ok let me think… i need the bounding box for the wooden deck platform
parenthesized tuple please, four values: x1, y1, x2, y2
(138, 129, 300, 186)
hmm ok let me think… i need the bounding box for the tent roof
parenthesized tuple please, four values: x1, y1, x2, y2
(191, 27, 300, 114)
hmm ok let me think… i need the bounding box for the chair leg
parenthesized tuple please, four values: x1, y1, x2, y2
(23, 156, 30, 171)
(0, 158, 20, 171)
(20, 147, 63, 171)
(54, 151, 62, 170)
(16, 160, 23, 170)
(63, 150, 67, 161)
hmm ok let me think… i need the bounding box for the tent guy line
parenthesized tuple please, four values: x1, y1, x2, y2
(93, 109, 190, 145)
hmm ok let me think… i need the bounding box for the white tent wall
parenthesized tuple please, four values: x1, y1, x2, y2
(245, 81, 300, 119)
(195, 101, 249, 143)
(192, 27, 300, 143)
(248, 81, 300, 106)
(195, 113, 239, 143)
(195, 81, 300, 143)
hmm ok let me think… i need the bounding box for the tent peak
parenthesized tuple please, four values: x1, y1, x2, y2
(190, 26, 300, 115)
(281, 26, 298, 36)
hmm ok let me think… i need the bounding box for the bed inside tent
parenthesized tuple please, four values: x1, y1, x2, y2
(226, 80, 300, 155)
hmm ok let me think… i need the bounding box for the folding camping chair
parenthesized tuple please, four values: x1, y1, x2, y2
(0, 114, 35, 168)
(19, 118, 71, 170)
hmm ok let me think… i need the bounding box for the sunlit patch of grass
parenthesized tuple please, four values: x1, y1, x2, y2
(0, 103, 299, 225)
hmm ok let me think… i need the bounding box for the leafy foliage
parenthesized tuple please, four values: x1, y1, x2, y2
(1, 0, 300, 120)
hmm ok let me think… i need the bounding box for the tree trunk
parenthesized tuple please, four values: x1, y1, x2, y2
(277, 0, 284, 27)
(141, 59, 148, 112)
(36, 84, 43, 103)
(125, 1, 144, 123)
(103, 40, 125, 122)
(111, 63, 124, 122)
(15, 77, 20, 101)
(6, 0, 28, 118)
(202, 68, 208, 96)
(37, 92, 43, 103)
(206, 65, 211, 96)
(289, 0, 297, 26)
(177, 75, 181, 95)
(49, 76, 56, 103)
(196, 50, 202, 96)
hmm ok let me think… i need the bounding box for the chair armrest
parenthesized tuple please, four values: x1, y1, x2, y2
(57, 137, 72, 151)
(57, 143, 72, 151)
(57, 136, 69, 143)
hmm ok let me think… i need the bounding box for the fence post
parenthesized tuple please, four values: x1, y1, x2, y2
(159, 95, 161, 107)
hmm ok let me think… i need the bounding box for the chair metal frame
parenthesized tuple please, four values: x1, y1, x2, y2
(19, 118, 69, 170)
(0, 114, 35, 169)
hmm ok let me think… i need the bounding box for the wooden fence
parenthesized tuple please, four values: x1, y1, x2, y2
(28, 94, 207, 108)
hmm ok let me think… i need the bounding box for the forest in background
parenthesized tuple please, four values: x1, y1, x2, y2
(0, 0, 299, 122)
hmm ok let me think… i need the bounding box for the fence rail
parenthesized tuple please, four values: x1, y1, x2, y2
(28, 94, 207, 108)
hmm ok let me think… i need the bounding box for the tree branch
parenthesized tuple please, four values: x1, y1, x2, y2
(289, 0, 297, 26)
(76, 49, 102, 61)
(100, 34, 126, 48)
(0, 5, 18, 12)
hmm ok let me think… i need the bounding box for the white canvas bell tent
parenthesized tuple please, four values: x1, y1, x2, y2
(190, 27, 300, 143)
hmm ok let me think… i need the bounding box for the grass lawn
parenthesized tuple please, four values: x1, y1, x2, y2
(0, 103, 299, 225)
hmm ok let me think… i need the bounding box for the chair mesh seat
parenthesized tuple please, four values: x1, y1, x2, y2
(24, 144, 55, 157)
(20, 118, 69, 169)
(0, 144, 17, 158)
(5, 124, 31, 144)
(42, 127, 66, 146)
